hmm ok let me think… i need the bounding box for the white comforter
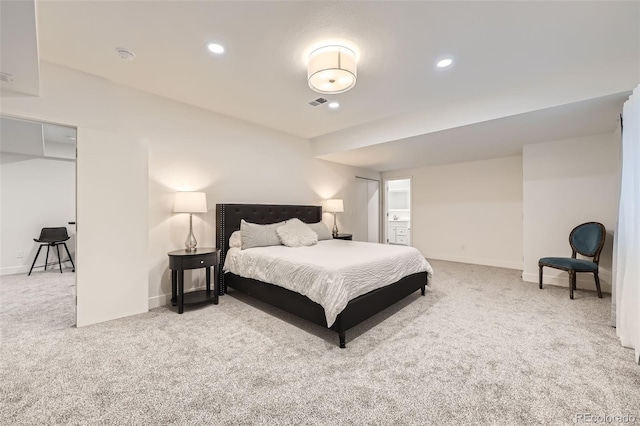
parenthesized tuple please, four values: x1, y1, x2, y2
(224, 240, 433, 327)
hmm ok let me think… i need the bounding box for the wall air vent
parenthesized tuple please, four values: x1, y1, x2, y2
(308, 97, 328, 107)
(0, 72, 14, 83)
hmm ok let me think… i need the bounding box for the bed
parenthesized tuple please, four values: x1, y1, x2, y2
(216, 203, 432, 348)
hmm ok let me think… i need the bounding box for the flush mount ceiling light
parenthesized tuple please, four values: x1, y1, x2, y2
(328, 101, 340, 109)
(437, 58, 453, 68)
(207, 43, 225, 54)
(307, 45, 357, 94)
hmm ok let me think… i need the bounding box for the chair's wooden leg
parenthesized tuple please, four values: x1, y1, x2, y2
(28, 245, 43, 276)
(539, 265, 543, 289)
(569, 271, 575, 299)
(594, 272, 603, 298)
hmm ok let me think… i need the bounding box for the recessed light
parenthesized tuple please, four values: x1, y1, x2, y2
(437, 58, 453, 68)
(207, 43, 225, 54)
(328, 102, 340, 109)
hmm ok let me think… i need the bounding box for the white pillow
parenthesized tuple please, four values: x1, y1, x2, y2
(229, 230, 242, 248)
(276, 218, 318, 247)
(308, 221, 332, 241)
(240, 220, 285, 250)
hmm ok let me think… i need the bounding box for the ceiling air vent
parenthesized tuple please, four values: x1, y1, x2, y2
(308, 97, 328, 107)
(0, 72, 14, 83)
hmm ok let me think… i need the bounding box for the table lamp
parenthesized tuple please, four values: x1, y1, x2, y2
(174, 191, 208, 252)
(326, 199, 344, 237)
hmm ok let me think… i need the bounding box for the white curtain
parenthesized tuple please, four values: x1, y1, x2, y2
(614, 85, 640, 364)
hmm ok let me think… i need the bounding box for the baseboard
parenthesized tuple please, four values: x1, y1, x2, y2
(148, 284, 210, 309)
(0, 265, 29, 276)
(522, 272, 612, 293)
(148, 293, 173, 309)
(1, 261, 74, 276)
(426, 254, 523, 271)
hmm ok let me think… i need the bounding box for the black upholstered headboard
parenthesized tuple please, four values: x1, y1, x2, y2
(215, 203, 322, 294)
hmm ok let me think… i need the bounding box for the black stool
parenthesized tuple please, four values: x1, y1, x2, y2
(28, 227, 75, 275)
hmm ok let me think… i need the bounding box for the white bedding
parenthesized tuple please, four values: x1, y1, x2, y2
(224, 240, 433, 327)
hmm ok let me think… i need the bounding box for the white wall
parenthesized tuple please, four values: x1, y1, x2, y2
(522, 133, 620, 292)
(76, 128, 148, 327)
(0, 153, 75, 275)
(384, 156, 523, 269)
(1, 62, 379, 314)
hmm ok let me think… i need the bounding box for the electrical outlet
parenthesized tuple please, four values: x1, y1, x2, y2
(16, 251, 23, 258)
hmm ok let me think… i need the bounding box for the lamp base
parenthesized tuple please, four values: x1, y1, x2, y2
(332, 212, 339, 237)
(185, 213, 198, 252)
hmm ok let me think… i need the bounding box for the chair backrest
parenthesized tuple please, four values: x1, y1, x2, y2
(38, 227, 70, 242)
(569, 222, 606, 262)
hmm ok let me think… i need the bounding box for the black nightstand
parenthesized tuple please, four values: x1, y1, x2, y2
(168, 248, 219, 314)
(333, 234, 353, 240)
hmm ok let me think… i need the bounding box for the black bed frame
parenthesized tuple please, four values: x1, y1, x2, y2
(216, 204, 428, 348)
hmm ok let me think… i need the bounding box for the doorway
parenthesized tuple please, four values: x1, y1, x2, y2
(353, 177, 380, 242)
(385, 178, 411, 246)
(0, 115, 77, 331)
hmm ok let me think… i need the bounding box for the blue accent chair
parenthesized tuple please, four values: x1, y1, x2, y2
(538, 222, 605, 299)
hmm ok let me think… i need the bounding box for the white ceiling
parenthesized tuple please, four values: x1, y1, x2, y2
(0, 116, 44, 157)
(319, 92, 628, 171)
(0, 0, 40, 96)
(42, 122, 76, 145)
(20, 2, 640, 169)
(0, 116, 76, 160)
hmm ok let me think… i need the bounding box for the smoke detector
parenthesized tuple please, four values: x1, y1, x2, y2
(0, 72, 14, 83)
(116, 48, 136, 61)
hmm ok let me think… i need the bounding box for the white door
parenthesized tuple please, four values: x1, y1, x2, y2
(366, 180, 380, 243)
(76, 128, 148, 327)
(353, 177, 380, 242)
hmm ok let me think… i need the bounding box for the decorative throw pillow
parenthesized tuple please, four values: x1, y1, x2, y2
(308, 221, 332, 241)
(276, 218, 318, 247)
(229, 230, 242, 248)
(240, 220, 285, 250)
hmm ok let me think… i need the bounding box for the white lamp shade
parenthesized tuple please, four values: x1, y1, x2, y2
(308, 45, 357, 94)
(326, 199, 344, 213)
(174, 191, 208, 213)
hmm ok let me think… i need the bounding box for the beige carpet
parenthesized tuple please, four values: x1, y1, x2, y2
(1, 260, 638, 425)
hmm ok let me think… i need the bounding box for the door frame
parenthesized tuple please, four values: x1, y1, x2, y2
(0, 113, 78, 324)
(355, 176, 382, 243)
(383, 176, 413, 246)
